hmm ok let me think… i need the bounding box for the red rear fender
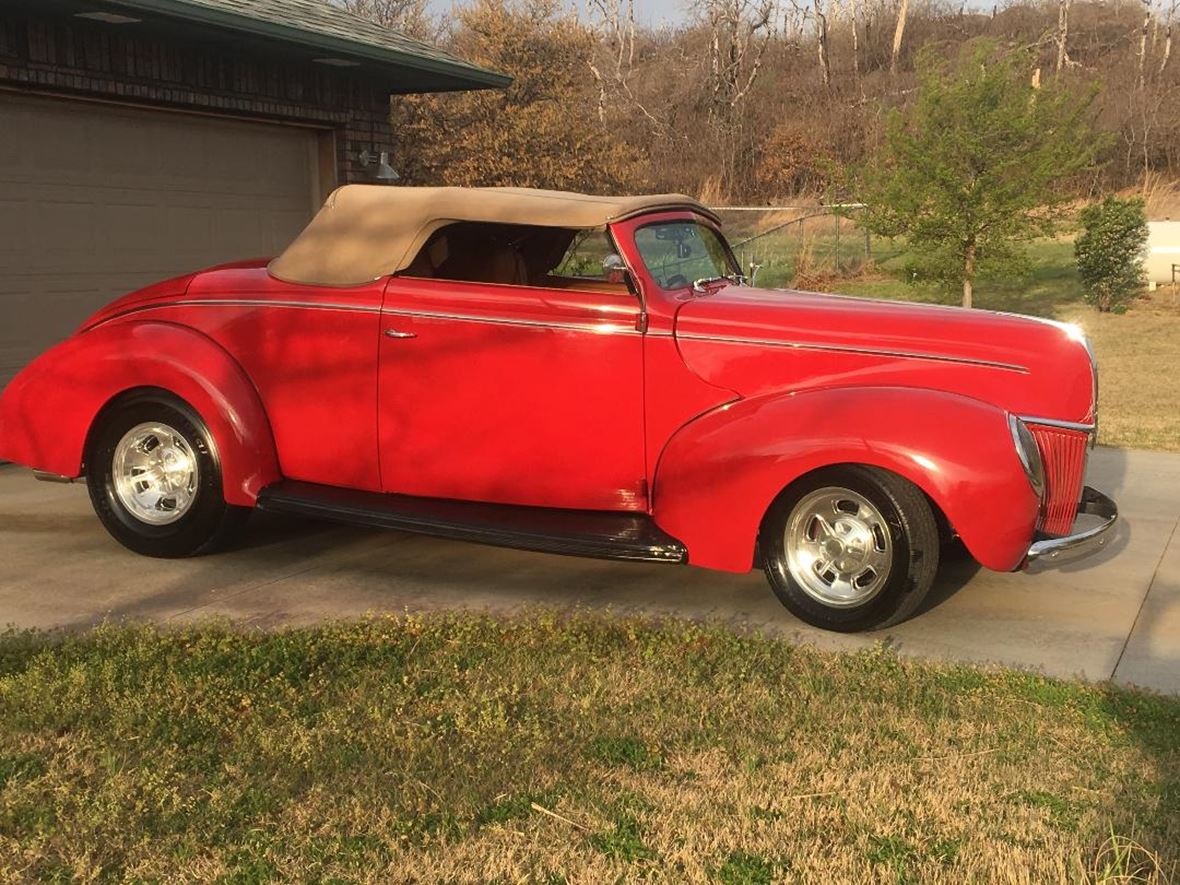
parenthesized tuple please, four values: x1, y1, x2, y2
(652, 386, 1040, 573)
(0, 321, 279, 505)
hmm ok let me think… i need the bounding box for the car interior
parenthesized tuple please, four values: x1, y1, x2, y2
(399, 221, 634, 295)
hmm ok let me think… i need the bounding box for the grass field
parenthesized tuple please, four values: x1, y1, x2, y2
(0, 614, 1177, 882)
(721, 218, 1180, 452)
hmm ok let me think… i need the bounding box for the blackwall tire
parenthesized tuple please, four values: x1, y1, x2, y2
(760, 465, 940, 632)
(85, 392, 249, 558)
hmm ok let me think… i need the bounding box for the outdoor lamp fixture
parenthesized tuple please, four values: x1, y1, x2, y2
(359, 149, 400, 182)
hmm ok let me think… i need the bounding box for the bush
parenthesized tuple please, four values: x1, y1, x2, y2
(1075, 196, 1149, 312)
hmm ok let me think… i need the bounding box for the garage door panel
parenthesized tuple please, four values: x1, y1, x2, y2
(0, 95, 319, 390)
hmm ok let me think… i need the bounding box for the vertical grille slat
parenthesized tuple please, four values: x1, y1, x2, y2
(1029, 424, 1089, 536)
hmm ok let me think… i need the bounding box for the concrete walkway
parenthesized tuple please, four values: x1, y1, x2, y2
(1, 446, 1178, 694)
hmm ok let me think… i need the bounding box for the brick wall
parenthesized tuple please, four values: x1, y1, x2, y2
(0, 9, 396, 188)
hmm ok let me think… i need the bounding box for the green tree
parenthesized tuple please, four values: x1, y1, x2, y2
(1075, 196, 1149, 312)
(856, 41, 1099, 308)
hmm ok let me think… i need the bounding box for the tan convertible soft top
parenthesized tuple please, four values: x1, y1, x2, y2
(268, 185, 718, 287)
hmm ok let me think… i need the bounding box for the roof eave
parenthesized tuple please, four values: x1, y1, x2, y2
(104, 0, 512, 92)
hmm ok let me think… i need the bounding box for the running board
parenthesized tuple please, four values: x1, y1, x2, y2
(256, 481, 688, 564)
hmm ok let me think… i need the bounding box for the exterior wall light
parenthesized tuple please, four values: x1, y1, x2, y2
(359, 149, 399, 182)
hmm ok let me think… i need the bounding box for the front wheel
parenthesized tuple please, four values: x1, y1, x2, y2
(86, 392, 249, 558)
(760, 466, 940, 632)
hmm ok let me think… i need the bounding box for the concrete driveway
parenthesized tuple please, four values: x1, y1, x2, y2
(1, 446, 1178, 694)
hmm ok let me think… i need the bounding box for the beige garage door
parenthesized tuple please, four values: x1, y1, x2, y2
(0, 95, 321, 388)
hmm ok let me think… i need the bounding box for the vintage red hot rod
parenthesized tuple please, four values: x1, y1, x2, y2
(0, 186, 1117, 631)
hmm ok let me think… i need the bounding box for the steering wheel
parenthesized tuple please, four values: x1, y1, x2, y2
(664, 274, 689, 289)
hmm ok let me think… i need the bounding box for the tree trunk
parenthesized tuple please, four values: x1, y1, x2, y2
(814, 0, 832, 89)
(1055, 0, 1071, 71)
(849, 0, 861, 78)
(962, 242, 975, 309)
(1162, 6, 1175, 75)
(1139, 0, 1152, 91)
(891, 0, 909, 76)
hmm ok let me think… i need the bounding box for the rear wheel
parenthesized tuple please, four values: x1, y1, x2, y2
(86, 393, 248, 557)
(760, 466, 940, 632)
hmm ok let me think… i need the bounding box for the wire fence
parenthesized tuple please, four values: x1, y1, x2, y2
(710, 204, 883, 288)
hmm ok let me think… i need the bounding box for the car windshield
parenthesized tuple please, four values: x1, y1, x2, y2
(633, 221, 740, 291)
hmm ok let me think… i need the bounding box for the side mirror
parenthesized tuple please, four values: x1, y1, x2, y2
(602, 253, 629, 286)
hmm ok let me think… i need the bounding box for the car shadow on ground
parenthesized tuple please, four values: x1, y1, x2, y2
(916, 541, 981, 616)
(53, 443, 1153, 648)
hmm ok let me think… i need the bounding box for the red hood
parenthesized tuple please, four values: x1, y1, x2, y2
(673, 285, 1096, 424)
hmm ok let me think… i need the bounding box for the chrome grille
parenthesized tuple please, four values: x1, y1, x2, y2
(1029, 424, 1090, 535)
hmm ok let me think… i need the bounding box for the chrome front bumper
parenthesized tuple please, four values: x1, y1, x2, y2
(1025, 486, 1118, 565)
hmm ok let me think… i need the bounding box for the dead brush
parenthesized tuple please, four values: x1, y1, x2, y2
(1141, 171, 1180, 219)
(1088, 828, 1173, 884)
(787, 229, 886, 290)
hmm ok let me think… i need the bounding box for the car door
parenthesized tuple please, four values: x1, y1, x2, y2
(377, 268, 647, 512)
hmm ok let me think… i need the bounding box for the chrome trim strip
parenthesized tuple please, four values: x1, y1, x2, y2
(1019, 416, 1097, 433)
(92, 299, 645, 336)
(94, 298, 383, 326)
(675, 332, 1029, 373)
(174, 298, 382, 313)
(379, 306, 643, 335)
(1026, 486, 1118, 564)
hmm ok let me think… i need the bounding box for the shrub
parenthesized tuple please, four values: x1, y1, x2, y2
(1075, 196, 1149, 313)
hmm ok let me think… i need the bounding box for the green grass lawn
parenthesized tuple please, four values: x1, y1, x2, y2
(728, 224, 1180, 452)
(0, 614, 1177, 881)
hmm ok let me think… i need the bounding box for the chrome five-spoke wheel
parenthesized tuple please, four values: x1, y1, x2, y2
(785, 487, 892, 607)
(112, 422, 200, 525)
(760, 466, 941, 632)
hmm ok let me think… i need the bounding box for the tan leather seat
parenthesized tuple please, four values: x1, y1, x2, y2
(483, 245, 529, 285)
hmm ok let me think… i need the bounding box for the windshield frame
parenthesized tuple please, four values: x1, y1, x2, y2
(630, 218, 742, 292)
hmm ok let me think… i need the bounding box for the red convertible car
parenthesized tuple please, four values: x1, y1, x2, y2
(0, 186, 1116, 631)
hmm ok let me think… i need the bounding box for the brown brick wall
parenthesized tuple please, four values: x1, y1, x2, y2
(0, 9, 396, 188)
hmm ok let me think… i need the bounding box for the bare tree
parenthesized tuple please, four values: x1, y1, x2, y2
(1138, 0, 1152, 91)
(848, 0, 862, 78)
(814, 0, 832, 87)
(1161, 0, 1177, 74)
(703, 0, 776, 112)
(890, 0, 909, 75)
(1055, 0, 1073, 71)
(337, 0, 435, 39)
(586, 0, 666, 128)
(701, 0, 776, 196)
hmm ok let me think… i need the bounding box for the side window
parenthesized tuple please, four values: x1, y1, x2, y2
(551, 229, 617, 281)
(402, 223, 533, 287)
(401, 222, 632, 295)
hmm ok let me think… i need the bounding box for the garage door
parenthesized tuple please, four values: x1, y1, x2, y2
(0, 95, 321, 389)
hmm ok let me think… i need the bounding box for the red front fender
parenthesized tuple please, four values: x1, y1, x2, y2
(0, 320, 279, 505)
(652, 386, 1040, 573)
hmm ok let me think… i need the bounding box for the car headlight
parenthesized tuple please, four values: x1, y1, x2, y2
(1009, 415, 1046, 500)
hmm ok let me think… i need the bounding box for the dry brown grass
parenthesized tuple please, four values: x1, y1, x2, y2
(1060, 293, 1180, 451)
(0, 615, 1176, 882)
(1140, 173, 1180, 220)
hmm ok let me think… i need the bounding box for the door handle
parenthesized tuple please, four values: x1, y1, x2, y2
(384, 328, 417, 339)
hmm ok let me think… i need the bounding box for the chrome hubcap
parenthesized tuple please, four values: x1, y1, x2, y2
(784, 487, 892, 607)
(111, 422, 199, 525)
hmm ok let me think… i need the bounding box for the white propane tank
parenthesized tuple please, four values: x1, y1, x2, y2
(1145, 220, 1180, 288)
